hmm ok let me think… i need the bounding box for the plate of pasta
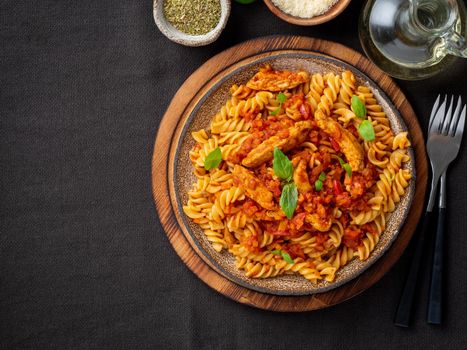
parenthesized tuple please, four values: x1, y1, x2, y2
(170, 52, 416, 296)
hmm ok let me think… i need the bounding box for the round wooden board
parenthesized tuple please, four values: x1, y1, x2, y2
(152, 36, 428, 312)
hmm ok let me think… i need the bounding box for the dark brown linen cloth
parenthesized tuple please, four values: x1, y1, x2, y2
(1, 0, 467, 349)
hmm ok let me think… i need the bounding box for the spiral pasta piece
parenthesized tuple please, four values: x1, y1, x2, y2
(337, 70, 357, 107)
(355, 233, 380, 260)
(230, 84, 254, 99)
(243, 261, 283, 278)
(351, 209, 381, 225)
(365, 141, 390, 168)
(328, 246, 354, 269)
(210, 96, 240, 125)
(229, 91, 274, 118)
(388, 149, 410, 172)
(211, 117, 251, 134)
(273, 258, 321, 283)
(393, 131, 411, 150)
(316, 73, 341, 117)
(334, 107, 357, 125)
(226, 211, 250, 231)
(328, 221, 344, 248)
(306, 73, 325, 113)
(203, 229, 227, 252)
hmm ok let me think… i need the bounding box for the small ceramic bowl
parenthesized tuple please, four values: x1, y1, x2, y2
(153, 0, 231, 47)
(263, 0, 351, 26)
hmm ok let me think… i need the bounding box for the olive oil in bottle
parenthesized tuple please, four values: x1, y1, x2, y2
(359, 0, 467, 80)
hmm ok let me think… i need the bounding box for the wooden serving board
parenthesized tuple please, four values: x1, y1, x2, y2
(152, 36, 428, 311)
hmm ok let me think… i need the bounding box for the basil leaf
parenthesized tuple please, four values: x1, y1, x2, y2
(280, 182, 298, 219)
(315, 179, 323, 191)
(204, 147, 222, 170)
(281, 251, 294, 264)
(277, 92, 287, 104)
(271, 249, 294, 264)
(351, 95, 366, 119)
(318, 172, 326, 182)
(336, 156, 352, 177)
(270, 107, 281, 116)
(273, 147, 293, 181)
(358, 120, 376, 141)
(342, 163, 352, 177)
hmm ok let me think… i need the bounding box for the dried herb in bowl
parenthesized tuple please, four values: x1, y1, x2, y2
(164, 0, 221, 36)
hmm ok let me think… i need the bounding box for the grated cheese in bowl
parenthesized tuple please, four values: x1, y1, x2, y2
(271, 0, 339, 18)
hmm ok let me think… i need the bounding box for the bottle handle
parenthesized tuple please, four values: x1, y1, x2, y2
(443, 30, 467, 58)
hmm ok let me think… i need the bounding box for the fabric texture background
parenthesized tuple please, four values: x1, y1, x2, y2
(1, 1, 467, 349)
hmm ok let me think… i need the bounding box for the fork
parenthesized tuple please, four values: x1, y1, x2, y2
(426, 96, 465, 324)
(394, 95, 466, 327)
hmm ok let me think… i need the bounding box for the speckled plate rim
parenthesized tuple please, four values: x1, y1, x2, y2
(171, 51, 416, 296)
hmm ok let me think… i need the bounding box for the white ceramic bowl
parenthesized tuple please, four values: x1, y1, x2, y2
(153, 0, 231, 47)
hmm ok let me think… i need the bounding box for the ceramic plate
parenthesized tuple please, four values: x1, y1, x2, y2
(172, 52, 416, 295)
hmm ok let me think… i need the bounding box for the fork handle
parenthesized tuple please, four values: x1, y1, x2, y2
(427, 207, 445, 325)
(394, 211, 433, 327)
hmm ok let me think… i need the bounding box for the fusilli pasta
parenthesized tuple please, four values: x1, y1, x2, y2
(183, 65, 412, 284)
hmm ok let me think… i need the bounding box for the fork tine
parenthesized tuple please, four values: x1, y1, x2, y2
(442, 96, 455, 135)
(429, 97, 447, 134)
(454, 104, 466, 141)
(448, 97, 463, 136)
(429, 94, 441, 130)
